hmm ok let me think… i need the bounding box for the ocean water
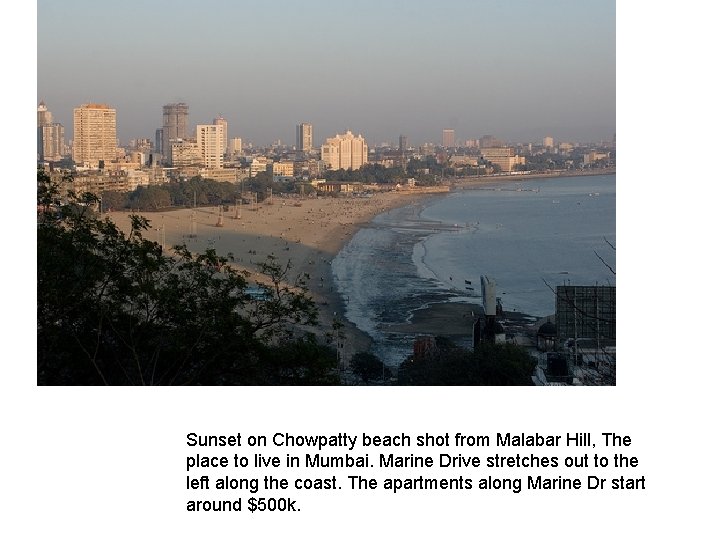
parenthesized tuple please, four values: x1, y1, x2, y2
(331, 175, 616, 365)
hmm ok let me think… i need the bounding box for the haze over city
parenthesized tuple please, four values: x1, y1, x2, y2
(38, 0, 615, 146)
(35, 0, 619, 387)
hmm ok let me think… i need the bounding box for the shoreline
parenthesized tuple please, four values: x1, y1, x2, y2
(106, 171, 613, 365)
(452, 167, 615, 188)
(107, 191, 443, 365)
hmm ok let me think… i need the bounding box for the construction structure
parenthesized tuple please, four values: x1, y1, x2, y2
(472, 276, 505, 348)
(555, 285, 616, 344)
(161, 103, 189, 162)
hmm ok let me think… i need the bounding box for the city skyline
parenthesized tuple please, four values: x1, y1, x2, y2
(37, 0, 615, 146)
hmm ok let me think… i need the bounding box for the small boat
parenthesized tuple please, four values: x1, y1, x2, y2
(465, 279, 472, 285)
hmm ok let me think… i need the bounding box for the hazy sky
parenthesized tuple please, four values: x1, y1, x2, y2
(37, 0, 615, 147)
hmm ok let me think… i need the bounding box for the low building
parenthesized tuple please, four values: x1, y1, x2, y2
(270, 161, 295, 178)
(200, 168, 238, 182)
(583, 151, 610, 165)
(315, 181, 365, 194)
(249, 157, 269, 177)
(480, 147, 525, 172)
(449, 155, 479, 167)
(170, 139, 201, 167)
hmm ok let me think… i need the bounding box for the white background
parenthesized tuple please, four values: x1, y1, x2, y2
(4, 3, 719, 538)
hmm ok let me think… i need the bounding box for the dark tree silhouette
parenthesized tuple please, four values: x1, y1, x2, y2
(37, 169, 337, 385)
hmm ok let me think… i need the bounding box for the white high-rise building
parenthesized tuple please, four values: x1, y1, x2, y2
(229, 138, 243, 159)
(37, 101, 65, 162)
(73, 103, 117, 168)
(214, 115, 228, 157)
(197, 124, 225, 169)
(321, 130, 368, 171)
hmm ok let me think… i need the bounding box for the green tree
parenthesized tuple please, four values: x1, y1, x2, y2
(397, 341, 535, 386)
(100, 190, 129, 211)
(129, 185, 171, 210)
(37, 170, 334, 385)
(350, 352, 386, 383)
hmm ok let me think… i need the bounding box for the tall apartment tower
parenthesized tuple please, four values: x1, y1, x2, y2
(162, 103, 189, 160)
(72, 103, 117, 168)
(442, 129, 455, 148)
(296, 123, 313, 152)
(399, 135, 407, 153)
(37, 101, 65, 162)
(197, 124, 225, 169)
(213, 115, 228, 157)
(37, 101, 53, 126)
(321, 130, 368, 171)
(229, 138, 243, 160)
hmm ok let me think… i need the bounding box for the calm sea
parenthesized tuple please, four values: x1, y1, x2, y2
(331, 174, 616, 365)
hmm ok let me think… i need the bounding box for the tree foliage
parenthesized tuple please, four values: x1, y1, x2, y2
(37, 170, 337, 385)
(323, 164, 406, 185)
(350, 352, 387, 383)
(397, 340, 536, 386)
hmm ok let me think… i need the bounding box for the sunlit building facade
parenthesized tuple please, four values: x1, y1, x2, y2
(37, 102, 65, 162)
(197, 124, 225, 169)
(321, 130, 368, 171)
(72, 103, 117, 168)
(480, 147, 526, 172)
(214, 115, 228, 157)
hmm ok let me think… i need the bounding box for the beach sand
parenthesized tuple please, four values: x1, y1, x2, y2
(108, 192, 434, 364)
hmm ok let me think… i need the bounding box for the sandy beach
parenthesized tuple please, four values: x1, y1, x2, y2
(108, 191, 436, 363)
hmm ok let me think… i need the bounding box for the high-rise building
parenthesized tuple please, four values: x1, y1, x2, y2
(543, 136, 554, 149)
(213, 115, 228, 157)
(72, 103, 117, 168)
(321, 130, 368, 171)
(155, 128, 165, 160)
(37, 101, 65, 162)
(229, 138, 243, 160)
(442, 129, 455, 148)
(37, 101, 53, 126)
(399, 135, 407, 153)
(196, 124, 225, 169)
(296, 123, 313, 152)
(39, 124, 66, 162)
(162, 103, 189, 160)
